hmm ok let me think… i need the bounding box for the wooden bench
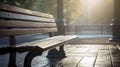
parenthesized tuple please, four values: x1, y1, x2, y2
(0, 3, 78, 67)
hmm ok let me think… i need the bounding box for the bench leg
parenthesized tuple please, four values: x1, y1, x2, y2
(24, 52, 42, 67)
(59, 45, 66, 58)
(8, 53, 17, 67)
(46, 45, 66, 66)
(8, 36, 17, 67)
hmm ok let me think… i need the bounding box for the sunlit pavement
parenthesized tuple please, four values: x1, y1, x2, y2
(10, 44, 119, 67)
(22, 44, 119, 67)
(58, 44, 120, 67)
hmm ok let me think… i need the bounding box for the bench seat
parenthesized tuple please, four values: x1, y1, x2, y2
(0, 35, 78, 55)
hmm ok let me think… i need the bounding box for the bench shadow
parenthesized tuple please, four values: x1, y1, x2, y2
(46, 46, 66, 67)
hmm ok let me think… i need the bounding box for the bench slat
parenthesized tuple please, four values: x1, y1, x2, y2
(17, 35, 78, 51)
(0, 3, 53, 18)
(0, 28, 58, 36)
(0, 21, 57, 28)
(0, 11, 55, 22)
(37, 35, 78, 50)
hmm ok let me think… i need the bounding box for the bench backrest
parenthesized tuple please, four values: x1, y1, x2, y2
(0, 3, 57, 37)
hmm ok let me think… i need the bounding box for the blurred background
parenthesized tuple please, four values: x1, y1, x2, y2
(0, 0, 114, 36)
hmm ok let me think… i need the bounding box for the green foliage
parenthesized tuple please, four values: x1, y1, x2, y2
(0, 0, 34, 8)
(32, 0, 57, 17)
(64, 0, 81, 24)
(0, 0, 81, 24)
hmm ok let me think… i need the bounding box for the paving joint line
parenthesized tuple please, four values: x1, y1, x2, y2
(109, 45, 114, 67)
(93, 49, 100, 67)
(76, 45, 93, 67)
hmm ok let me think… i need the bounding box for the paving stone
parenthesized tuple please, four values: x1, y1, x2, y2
(77, 63, 93, 67)
(94, 64, 112, 67)
(57, 63, 77, 67)
(113, 57, 120, 67)
(85, 53, 97, 57)
(95, 55, 112, 65)
(85, 50, 98, 57)
(80, 57, 96, 64)
(66, 53, 85, 57)
(109, 45, 118, 50)
(98, 50, 110, 57)
(111, 49, 120, 57)
(113, 64, 120, 67)
(57, 57, 82, 67)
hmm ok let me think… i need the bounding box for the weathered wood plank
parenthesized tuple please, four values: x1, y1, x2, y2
(0, 3, 53, 18)
(0, 28, 58, 36)
(0, 11, 55, 22)
(0, 21, 57, 28)
(17, 35, 78, 51)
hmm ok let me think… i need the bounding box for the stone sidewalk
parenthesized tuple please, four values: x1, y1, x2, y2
(26, 44, 120, 67)
(0, 44, 120, 67)
(57, 44, 120, 67)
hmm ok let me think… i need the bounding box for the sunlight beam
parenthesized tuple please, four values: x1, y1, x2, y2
(82, 0, 100, 8)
